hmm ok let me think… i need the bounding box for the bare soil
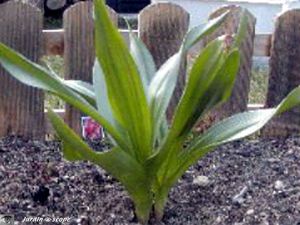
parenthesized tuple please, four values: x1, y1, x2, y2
(0, 136, 300, 225)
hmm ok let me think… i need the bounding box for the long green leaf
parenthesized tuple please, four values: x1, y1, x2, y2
(129, 30, 168, 145)
(159, 46, 240, 185)
(148, 11, 230, 151)
(192, 85, 300, 150)
(182, 11, 229, 51)
(0, 42, 128, 150)
(130, 31, 156, 95)
(153, 39, 224, 183)
(152, 87, 300, 212)
(64, 80, 96, 106)
(149, 52, 182, 143)
(169, 39, 225, 138)
(148, 40, 239, 183)
(190, 85, 300, 152)
(167, 86, 300, 192)
(93, 60, 127, 149)
(179, 49, 240, 137)
(94, 0, 152, 162)
(233, 9, 249, 48)
(129, 31, 171, 146)
(42, 57, 97, 106)
(93, 60, 116, 127)
(48, 109, 153, 223)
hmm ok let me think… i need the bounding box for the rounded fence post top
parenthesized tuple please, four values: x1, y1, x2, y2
(0, 0, 43, 15)
(139, 2, 189, 19)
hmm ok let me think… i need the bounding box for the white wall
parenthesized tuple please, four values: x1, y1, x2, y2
(152, 0, 283, 33)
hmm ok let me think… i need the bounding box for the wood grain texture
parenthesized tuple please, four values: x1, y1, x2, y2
(197, 5, 256, 133)
(0, 1, 45, 139)
(63, 2, 118, 134)
(27, 0, 44, 11)
(139, 3, 189, 121)
(262, 9, 300, 137)
(0, 0, 44, 10)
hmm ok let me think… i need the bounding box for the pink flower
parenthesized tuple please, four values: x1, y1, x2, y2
(82, 117, 103, 140)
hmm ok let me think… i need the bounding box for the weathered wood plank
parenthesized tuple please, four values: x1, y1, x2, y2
(27, 0, 44, 12)
(63, 2, 118, 134)
(0, 0, 45, 12)
(139, 3, 189, 120)
(262, 9, 300, 137)
(0, 1, 45, 139)
(63, 2, 94, 135)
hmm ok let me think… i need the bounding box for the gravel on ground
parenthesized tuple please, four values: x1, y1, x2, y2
(0, 136, 300, 225)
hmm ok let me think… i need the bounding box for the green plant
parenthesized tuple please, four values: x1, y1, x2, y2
(0, 1, 300, 224)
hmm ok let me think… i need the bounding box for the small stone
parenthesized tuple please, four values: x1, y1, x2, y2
(77, 216, 92, 225)
(215, 216, 222, 223)
(193, 176, 210, 187)
(287, 149, 294, 155)
(246, 209, 255, 215)
(274, 180, 285, 190)
(104, 184, 113, 189)
(63, 175, 70, 180)
(267, 158, 280, 163)
(260, 220, 269, 225)
(232, 196, 245, 206)
(232, 186, 248, 206)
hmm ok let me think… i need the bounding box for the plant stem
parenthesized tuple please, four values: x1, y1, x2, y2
(154, 189, 168, 222)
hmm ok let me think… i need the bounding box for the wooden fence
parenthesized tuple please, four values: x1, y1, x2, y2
(0, 1, 299, 139)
